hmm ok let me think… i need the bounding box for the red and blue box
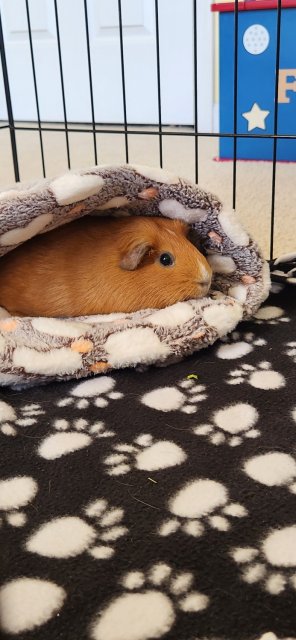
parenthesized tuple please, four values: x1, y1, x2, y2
(212, 1, 296, 160)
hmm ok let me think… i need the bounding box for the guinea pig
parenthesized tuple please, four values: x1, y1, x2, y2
(0, 215, 212, 317)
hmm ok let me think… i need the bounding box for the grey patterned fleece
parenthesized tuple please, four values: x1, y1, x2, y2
(0, 164, 270, 388)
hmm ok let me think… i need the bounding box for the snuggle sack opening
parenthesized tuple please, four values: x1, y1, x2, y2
(0, 164, 270, 388)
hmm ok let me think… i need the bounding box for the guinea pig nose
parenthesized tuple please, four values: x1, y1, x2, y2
(198, 280, 211, 294)
(198, 278, 211, 287)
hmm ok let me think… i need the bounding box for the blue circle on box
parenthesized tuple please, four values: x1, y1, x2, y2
(243, 25, 270, 55)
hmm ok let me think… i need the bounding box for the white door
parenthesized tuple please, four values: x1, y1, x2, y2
(0, 0, 213, 130)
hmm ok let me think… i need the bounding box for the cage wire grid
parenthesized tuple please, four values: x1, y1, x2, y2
(0, 0, 293, 261)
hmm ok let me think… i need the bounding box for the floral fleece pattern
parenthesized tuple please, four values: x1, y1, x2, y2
(0, 164, 270, 388)
(0, 281, 295, 640)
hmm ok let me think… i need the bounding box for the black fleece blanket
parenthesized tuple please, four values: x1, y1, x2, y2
(0, 282, 295, 640)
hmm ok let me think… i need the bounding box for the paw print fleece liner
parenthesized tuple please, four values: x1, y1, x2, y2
(0, 164, 270, 388)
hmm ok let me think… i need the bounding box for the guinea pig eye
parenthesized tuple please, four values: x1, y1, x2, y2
(159, 252, 174, 267)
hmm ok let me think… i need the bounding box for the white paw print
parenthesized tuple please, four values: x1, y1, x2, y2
(193, 402, 260, 447)
(0, 476, 38, 528)
(244, 451, 296, 494)
(38, 418, 115, 460)
(227, 361, 285, 390)
(0, 577, 66, 635)
(90, 563, 209, 640)
(158, 478, 247, 538)
(57, 376, 123, 410)
(0, 400, 44, 437)
(258, 635, 296, 640)
(25, 498, 127, 560)
(141, 378, 207, 415)
(231, 525, 296, 595)
(104, 434, 186, 476)
(257, 634, 296, 640)
(254, 305, 290, 325)
(286, 341, 296, 364)
(216, 330, 266, 360)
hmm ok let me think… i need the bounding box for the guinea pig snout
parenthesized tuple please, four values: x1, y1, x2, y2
(197, 263, 212, 283)
(197, 280, 211, 295)
(195, 262, 212, 295)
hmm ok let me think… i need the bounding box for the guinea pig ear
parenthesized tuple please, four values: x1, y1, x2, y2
(187, 227, 203, 252)
(120, 242, 151, 271)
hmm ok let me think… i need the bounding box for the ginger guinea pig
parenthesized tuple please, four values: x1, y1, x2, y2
(0, 215, 212, 317)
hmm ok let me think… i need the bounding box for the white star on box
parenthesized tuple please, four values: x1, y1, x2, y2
(242, 102, 270, 131)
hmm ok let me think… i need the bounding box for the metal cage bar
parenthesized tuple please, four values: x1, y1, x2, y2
(232, 0, 239, 210)
(154, 0, 163, 168)
(270, 0, 282, 261)
(193, 0, 199, 184)
(25, 0, 46, 178)
(53, 0, 71, 169)
(117, 0, 129, 163)
(0, 9, 20, 181)
(83, 0, 98, 165)
(9, 125, 296, 140)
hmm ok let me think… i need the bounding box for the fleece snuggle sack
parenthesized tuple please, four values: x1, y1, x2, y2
(0, 164, 270, 388)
